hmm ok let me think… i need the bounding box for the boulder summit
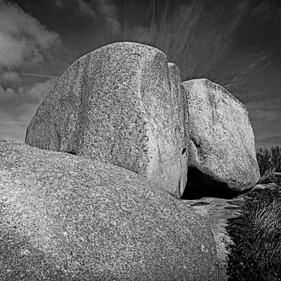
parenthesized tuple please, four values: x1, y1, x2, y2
(25, 42, 188, 199)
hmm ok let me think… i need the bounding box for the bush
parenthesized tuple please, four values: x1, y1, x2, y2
(256, 146, 281, 185)
(226, 185, 281, 280)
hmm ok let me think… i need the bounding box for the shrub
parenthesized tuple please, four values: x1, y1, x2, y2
(226, 185, 281, 280)
(256, 146, 281, 185)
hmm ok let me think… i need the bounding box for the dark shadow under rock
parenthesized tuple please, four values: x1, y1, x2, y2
(181, 167, 248, 200)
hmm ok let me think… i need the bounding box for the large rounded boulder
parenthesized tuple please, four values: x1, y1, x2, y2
(25, 42, 188, 198)
(0, 138, 217, 280)
(182, 78, 260, 199)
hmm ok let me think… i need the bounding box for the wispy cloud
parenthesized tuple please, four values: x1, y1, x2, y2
(0, 0, 65, 139)
(0, 0, 63, 141)
(0, 0, 62, 65)
(98, 0, 263, 81)
(97, 0, 121, 35)
(48, 0, 121, 35)
(213, 50, 270, 93)
(44, 0, 269, 85)
(0, 0, 63, 86)
(41, 0, 280, 85)
(52, 0, 98, 18)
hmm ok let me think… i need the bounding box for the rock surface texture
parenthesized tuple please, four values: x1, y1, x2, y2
(182, 78, 260, 199)
(25, 42, 188, 199)
(0, 138, 218, 280)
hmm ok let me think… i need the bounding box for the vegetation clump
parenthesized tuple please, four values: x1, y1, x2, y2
(226, 146, 281, 280)
(256, 146, 281, 185)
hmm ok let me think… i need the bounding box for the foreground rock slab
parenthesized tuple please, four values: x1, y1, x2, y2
(0, 138, 217, 280)
(25, 42, 188, 198)
(182, 78, 260, 198)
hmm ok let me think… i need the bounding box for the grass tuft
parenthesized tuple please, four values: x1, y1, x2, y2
(226, 147, 281, 280)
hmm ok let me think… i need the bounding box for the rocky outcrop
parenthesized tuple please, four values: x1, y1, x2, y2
(0, 138, 218, 280)
(25, 42, 188, 199)
(0, 41, 265, 280)
(24, 42, 261, 200)
(182, 78, 260, 199)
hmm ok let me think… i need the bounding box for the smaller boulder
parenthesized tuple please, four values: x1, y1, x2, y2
(182, 78, 260, 199)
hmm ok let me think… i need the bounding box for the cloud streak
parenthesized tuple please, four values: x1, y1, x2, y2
(43, 0, 274, 85)
(97, 0, 267, 82)
(18, 73, 59, 78)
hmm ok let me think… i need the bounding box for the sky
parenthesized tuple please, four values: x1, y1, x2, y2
(0, 0, 281, 148)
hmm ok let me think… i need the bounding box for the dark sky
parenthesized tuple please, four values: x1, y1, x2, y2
(0, 0, 281, 148)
